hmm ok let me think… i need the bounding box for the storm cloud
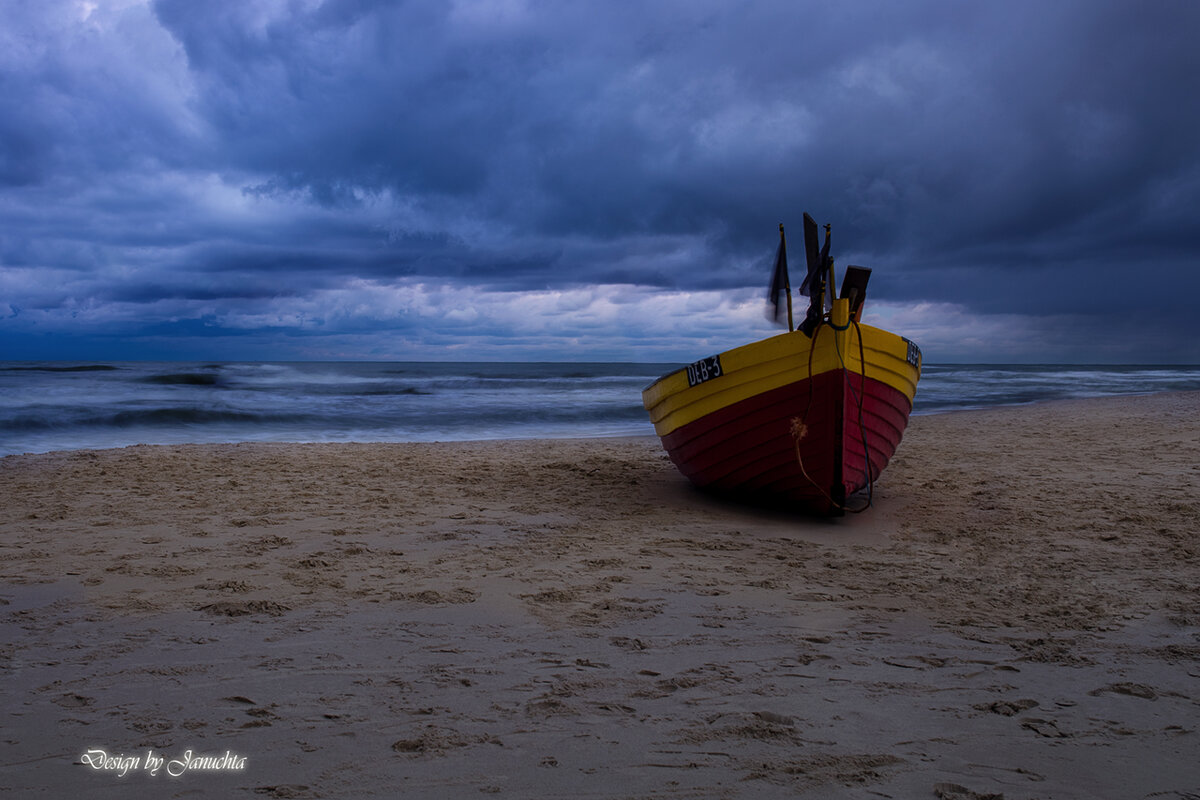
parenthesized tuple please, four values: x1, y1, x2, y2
(2, 0, 1198, 362)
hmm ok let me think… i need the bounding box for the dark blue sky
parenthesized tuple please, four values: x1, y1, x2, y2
(2, 0, 1198, 363)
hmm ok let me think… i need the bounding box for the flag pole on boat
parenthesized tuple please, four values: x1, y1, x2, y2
(768, 222, 794, 332)
(781, 223, 794, 331)
(824, 223, 837, 306)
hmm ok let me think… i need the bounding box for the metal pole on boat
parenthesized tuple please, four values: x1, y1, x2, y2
(824, 224, 837, 303)
(781, 223, 794, 332)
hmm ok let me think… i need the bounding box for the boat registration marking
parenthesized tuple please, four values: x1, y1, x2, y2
(685, 355, 723, 387)
(903, 338, 922, 368)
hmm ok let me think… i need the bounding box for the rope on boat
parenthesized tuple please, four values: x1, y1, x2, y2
(790, 316, 875, 514)
(843, 318, 876, 510)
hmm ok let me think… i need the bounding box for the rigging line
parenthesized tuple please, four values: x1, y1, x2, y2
(790, 311, 874, 514)
(831, 318, 873, 514)
(791, 318, 855, 514)
(850, 320, 875, 506)
(791, 321, 838, 512)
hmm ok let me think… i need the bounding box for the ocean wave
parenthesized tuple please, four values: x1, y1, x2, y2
(103, 408, 310, 427)
(141, 373, 224, 386)
(353, 387, 434, 396)
(0, 364, 120, 372)
(1, 407, 311, 431)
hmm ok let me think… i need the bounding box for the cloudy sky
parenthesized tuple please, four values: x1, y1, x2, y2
(2, 0, 1198, 364)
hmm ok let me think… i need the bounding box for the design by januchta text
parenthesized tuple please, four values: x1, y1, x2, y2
(79, 747, 247, 778)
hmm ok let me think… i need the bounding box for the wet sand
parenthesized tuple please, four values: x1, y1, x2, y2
(2, 392, 1198, 798)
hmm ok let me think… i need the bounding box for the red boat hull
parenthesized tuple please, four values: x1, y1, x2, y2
(659, 368, 913, 514)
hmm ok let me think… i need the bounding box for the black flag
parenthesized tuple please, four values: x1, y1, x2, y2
(767, 224, 790, 327)
(799, 213, 821, 297)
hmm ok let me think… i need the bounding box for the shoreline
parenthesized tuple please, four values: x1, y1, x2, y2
(9, 388, 1200, 462)
(3, 392, 1198, 798)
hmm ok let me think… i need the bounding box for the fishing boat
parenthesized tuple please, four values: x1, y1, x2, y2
(642, 214, 921, 515)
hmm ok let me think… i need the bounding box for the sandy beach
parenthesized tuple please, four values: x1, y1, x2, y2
(2, 391, 1198, 799)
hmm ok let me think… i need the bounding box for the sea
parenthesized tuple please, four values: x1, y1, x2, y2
(2, 360, 1200, 457)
